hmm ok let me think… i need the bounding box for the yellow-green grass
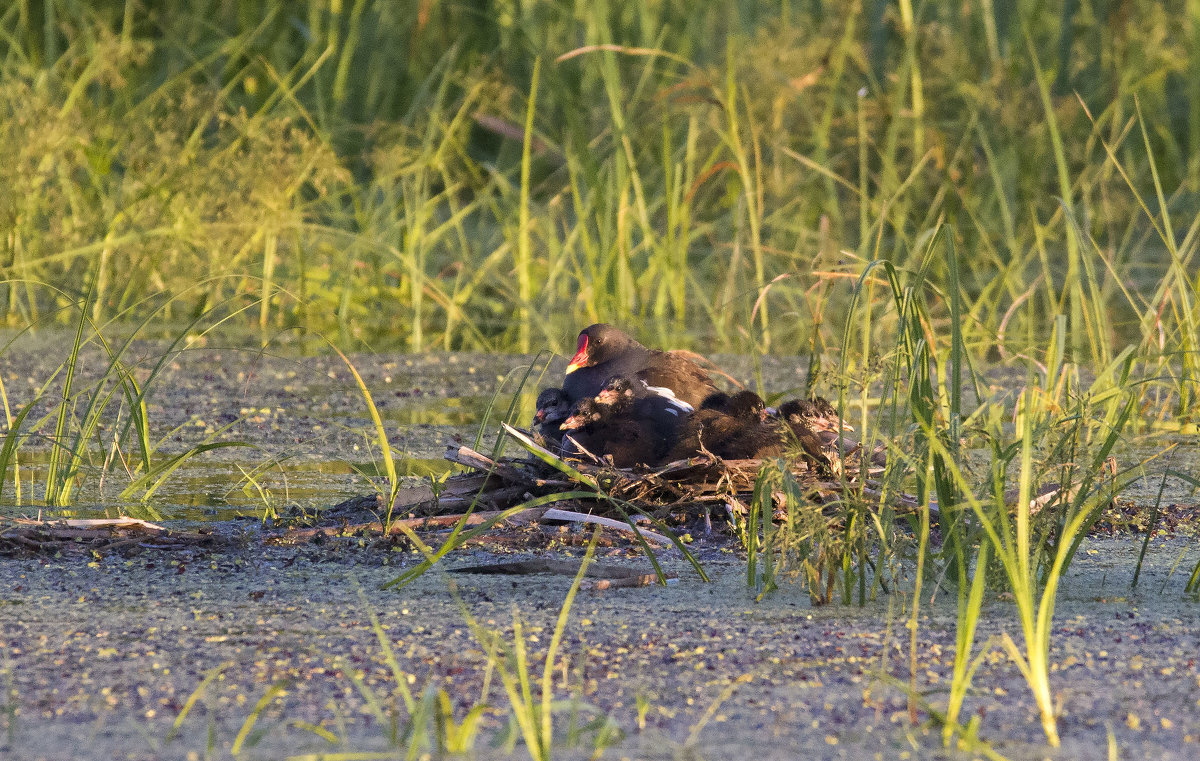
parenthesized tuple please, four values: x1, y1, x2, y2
(1, 1, 1196, 369)
(4, 2, 1200, 755)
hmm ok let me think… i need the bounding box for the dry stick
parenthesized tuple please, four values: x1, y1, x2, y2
(444, 445, 575, 488)
(0, 524, 212, 542)
(443, 445, 528, 482)
(6, 516, 169, 531)
(1, 534, 46, 551)
(559, 434, 603, 464)
(61, 517, 168, 531)
(540, 508, 677, 548)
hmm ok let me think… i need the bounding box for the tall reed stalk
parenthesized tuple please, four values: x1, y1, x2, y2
(2, 1, 1197, 362)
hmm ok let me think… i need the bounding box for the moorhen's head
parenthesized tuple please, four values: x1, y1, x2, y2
(595, 375, 637, 407)
(702, 391, 767, 422)
(535, 387, 571, 427)
(779, 398, 844, 432)
(724, 391, 768, 423)
(559, 398, 604, 431)
(565, 324, 639, 374)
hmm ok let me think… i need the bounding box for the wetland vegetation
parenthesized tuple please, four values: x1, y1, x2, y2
(2, 1, 1200, 759)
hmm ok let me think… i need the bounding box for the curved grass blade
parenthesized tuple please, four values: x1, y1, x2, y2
(0, 399, 39, 507)
(119, 442, 258, 503)
(329, 344, 401, 526)
(500, 423, 596, 487)
(166, 660, 234, 742)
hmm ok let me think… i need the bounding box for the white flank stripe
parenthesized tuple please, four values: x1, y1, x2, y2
(640, 381, 694, 412)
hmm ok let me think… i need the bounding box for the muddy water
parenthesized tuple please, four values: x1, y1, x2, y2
(2, 536, 1200, 761)
(0, 337, 541, 519)
(4, 334, 1200, 761)
(3, 334, 1196, 521)
(0, 335, 826, 520)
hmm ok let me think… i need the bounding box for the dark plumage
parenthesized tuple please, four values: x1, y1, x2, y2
(534, 387, 571, 448)
(561, 324, 717, 408)
(779, 397, 843, 433)
(706, 390, 770, 423)
(667, 390, 784, 461)
(595, 375, 692, 444)
(559, 396, 668, 468)
(778, 400, 838, 471)
(778, 397, 886, 473)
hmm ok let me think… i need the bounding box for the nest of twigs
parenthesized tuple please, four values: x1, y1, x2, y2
(472, 424, 906, 516)
(273, 423, 915, 551)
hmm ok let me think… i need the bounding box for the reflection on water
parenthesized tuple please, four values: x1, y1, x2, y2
(338, 395, 509, 427)
(0, 344, 542, 521)
(0, 453, 458, 523)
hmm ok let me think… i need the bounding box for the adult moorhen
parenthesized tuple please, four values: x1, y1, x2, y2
(561, 324, 717, 408)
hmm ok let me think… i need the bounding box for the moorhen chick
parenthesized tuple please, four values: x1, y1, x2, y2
(595, 375, 692, 444)
(703, 390, 772, 423)
(559, 395, 669, 468)
(561, 324, 717, 408)
(666, 390, 785, 461)
(533, 387, 572, 450)
(778, 397, 886, 474)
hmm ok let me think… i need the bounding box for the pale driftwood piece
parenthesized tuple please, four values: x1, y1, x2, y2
(1, 519, 211, 543)
(9, 516, 168, 532)
(68, 517, 167, 531)
(540, 508, 677, 548)
(444, 445, 529, 483)
(0, 517, 218, 556)
(444, 443, 575, 489)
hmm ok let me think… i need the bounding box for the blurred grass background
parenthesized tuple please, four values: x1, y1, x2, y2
(1, 0, 1197, 364)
